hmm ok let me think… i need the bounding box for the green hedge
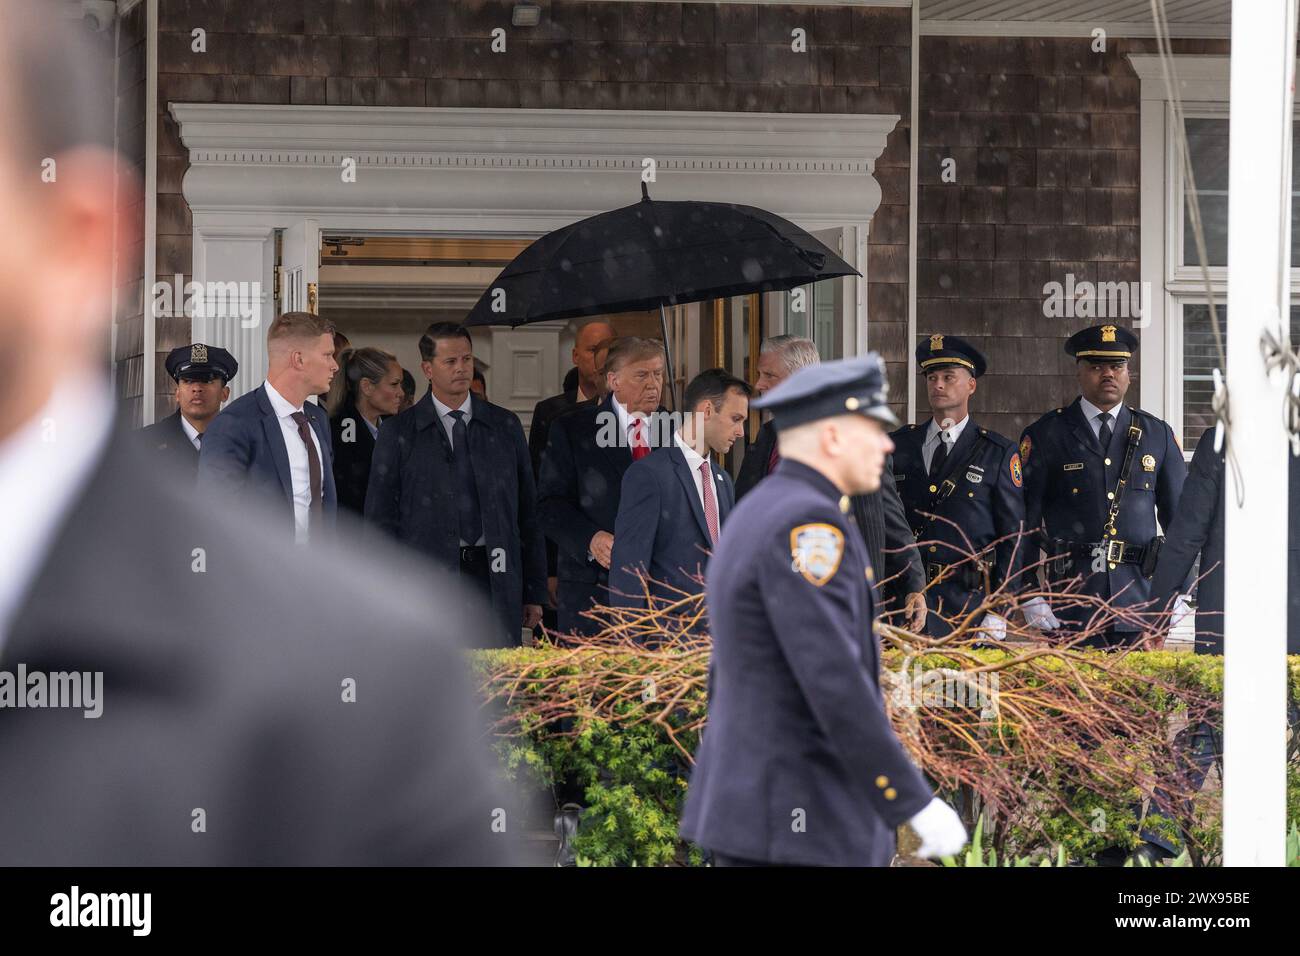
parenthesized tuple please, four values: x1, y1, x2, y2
(474, 648, 1300, 867)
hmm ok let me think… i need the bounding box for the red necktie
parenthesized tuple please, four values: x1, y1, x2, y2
(630, 419, 650, 461)
(699, 460, 719, 545)
(289, 410, 323, 527)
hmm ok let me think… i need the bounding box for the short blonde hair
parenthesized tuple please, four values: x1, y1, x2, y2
(267, 311, 335, 346)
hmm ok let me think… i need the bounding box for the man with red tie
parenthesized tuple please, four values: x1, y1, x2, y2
(538, 337, 667, 635)
(609, 369, 751, 623)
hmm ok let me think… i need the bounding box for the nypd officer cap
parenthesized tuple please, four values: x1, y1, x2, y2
(1065, 323, 1138, 363)
(915, 333, 987, 378)
(165, 343, 238, 384)
(753, 352, 898, 431)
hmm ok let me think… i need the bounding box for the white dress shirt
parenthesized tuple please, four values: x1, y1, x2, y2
(429, 391, 485, 547)
(0, 379, 113, 651)
(611, 394, 651, 450)
(263, 381, 324, 544)
(922, 415, 969, 474)
(179, 414, 201, 452)
(673, 431, 711, 511)
(1078, 396, 1121, 441)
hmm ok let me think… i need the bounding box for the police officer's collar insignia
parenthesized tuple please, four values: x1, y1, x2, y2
(1100, 325, 1117, 343)
(191, 343, 208, 364)
(790, 523, 844, 587)
(1141, 454, 1156, 472)
(929, 334, 944, 351)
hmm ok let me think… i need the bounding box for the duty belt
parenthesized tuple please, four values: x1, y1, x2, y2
(926, 558, 991, 589)
(1050, 538, 1145, 574)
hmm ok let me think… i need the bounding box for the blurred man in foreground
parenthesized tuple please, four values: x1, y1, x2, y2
(680, 354, 967, 866)
(0, 0, 513, 866)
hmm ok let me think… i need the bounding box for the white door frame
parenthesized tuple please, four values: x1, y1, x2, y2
(170, 103, 901, 403)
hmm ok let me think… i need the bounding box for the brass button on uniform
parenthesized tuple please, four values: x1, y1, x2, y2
(1105, 457, 1112, 466)
(1106, 492, 1114, 500)
(875, 775, 889, 789)
(928, 545, 937, 553)
(884, 788, 897, 801)
(928, 484, 937, 493)
(839, 494, 850, 514)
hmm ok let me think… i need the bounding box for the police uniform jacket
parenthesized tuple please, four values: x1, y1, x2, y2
(890, 420, 1026, 634)
(679, 459, 933, 865)
(1019, 398, 1186, 633)
(138, 409, 200, 479)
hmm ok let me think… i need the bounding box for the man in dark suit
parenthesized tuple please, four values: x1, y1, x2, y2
(1018, 324, 1187, 646)
(0, 0, 514, 866)
(680, 354, 967, 866)
(365, 321, 546, 647)
(1152, 427, 1300, 655)
(891, 335, 1026, 638)
(538, 336, 667, 635)
(137, 343, 237, 478)
(198, 311, 339, 543)
(528, 318, 616, 475)
(740, 334, 926, 630)
(608, 368, 749, 618)
(529, 319, 616, 625)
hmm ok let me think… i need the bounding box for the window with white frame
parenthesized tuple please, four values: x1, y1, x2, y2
(1169, 113, 1300, 456)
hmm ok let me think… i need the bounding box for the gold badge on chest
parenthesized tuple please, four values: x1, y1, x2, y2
(1141, 454, 1156, 472)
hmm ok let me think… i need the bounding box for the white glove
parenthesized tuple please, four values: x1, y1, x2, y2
(908, 797, 968, 859)
(1022, 596, 1060, 631)
(1170, 596, 1192, 629)
(977, 612, 1006, 641)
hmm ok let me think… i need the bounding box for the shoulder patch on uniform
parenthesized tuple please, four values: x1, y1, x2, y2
(790, 523, 845, 587)
(1018, 434, 1032, 466)
(1009, 453, 1023, 487)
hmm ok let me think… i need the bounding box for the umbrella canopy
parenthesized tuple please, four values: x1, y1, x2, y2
(462, 183, 859, 327)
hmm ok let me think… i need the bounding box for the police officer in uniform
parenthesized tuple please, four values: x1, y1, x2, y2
(891, 335, 1026, 637)
(1018, 324, 1187, 646)
(679, 353, 967, 866)
(138, 343, 237, 478)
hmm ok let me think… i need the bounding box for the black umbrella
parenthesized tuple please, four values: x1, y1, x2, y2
(463, 182, 860, 402)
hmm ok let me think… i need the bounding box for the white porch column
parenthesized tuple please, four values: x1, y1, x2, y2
(1223, 0, 1296, 866)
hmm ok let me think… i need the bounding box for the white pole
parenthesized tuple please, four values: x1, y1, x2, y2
(1223, 0, 1296, 867)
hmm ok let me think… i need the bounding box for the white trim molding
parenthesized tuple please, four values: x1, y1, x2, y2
(171, 103, 903, 391)
(920, 20, 1227, 38)
(1129, 54, 1229, 432)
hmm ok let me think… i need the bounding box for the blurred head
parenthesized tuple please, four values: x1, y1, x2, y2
(756, 335, 819, 396)
(174, 374, 229, 430)
(471, 367, 487, 399)
(341, 347, 402, 420)
(419, 321, 474, 405)
(266, 312, 337, 405)
(683, 368, 752, 456)
(777, 413, 895, 496)
(0, 1, 127, 441)
(1077, 358, 1129, 410)
(572, 318, 616, 397)
(925, 366, 976, 427)
(399, 368, 416, 413)
(605, 337, 665, 414)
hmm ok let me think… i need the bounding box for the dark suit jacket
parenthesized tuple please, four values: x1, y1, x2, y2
(528, 386, 579, 477)
(364, 393, 547, 646)
(1151, 426, 1300, 654)
(537, 394, 635, 591)
(197, 384, 337, 532)
(137, 409, 199, 479)
(0, 434, 514, 865)
(849, 453, 926, 610)
(608, 444, 735, 614)
(734, 418, 777, 501)
(330, 401, 378, 514)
